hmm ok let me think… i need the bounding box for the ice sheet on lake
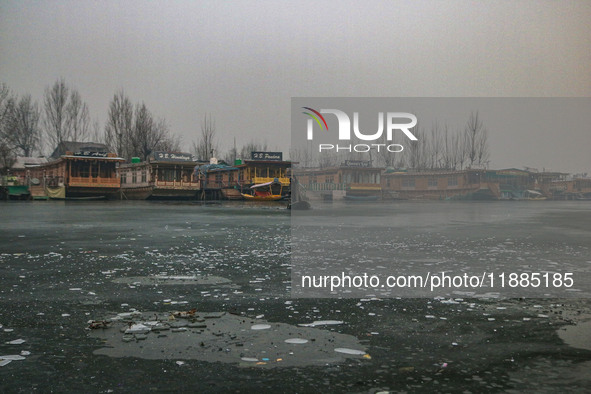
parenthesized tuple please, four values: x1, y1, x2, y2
(90, 310, 368, 368)
(113, 275, 232, 286)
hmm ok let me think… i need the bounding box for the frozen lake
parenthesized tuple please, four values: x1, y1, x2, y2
(1, 200, 590, 392)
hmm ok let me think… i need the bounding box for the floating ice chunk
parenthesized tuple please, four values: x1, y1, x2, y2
(125, 324, 151, 334)
(0, 359, 12, 367)
(251, 324, 271, 330)
(6, 339, 25, 345)
(62, 314, 70, 317)
(285, 338, 308, 344)
(20, 351, 31, 356)
(69, 288, 82, 291)
(175, 361, 185, 366)
(298, 320, 344, 327)
(334, 348, 366, 355)
(241, 357, 258, 362)
(0, 355, 26, 360)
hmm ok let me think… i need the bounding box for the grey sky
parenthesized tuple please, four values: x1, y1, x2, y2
(1, 1, 590, 172)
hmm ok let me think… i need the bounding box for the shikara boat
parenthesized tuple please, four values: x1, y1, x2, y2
(241, 179, 285, 201)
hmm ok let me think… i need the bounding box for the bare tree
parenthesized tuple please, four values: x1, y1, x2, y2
(43, 78, 92, 152)
(464, 111, 490, 167)
(157, 127, 181, 152)
(5, 95, 41, 157)
(43, 78, 69, 150)
(318, 150, 340, 168)
(133, 103, 174, 160)
(289, 144, 315, 168)
(0, 83, 15, 171)
(65, 90, 90, 142)
(476, 127, 490, 168)
(104, 90, 133, 158)
(90, 118, 103, 144)
(239, 138, 268, 161)
(193, 113, 217, 160)
(0, 83, 11, 127)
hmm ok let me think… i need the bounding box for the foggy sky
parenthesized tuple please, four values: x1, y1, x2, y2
(1, 1, 590, 173)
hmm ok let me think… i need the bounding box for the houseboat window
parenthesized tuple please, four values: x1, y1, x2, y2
(402, 178, 415, 188)
(428, 178, 438, 187)
(121, 173, 127, 184)
(448, 177, 458, 187)
(132, 171, 137, 184)
(215, 174, 222, 184)
(160, 169, 175, 182)
(229, 172, 234, 182)
(141, 171, 147, 183)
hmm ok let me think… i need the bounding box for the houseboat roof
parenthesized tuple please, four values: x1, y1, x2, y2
(61, 155, 125, 161)
(383, 169, 484, 177)
(239, 160, 293, 165)
(12, 156, 49, 169)
(295, 166, 384, 174)
(51, 141, 110, 159)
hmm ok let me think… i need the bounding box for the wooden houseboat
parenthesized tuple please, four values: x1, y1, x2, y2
(32, 142, 124, 199)
(118, 152, 204, 200)
(199, 152, 292, 200)
(381, 168, 499, 200)
(294, 161, 383, 201)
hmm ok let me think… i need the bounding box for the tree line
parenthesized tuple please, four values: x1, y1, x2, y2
(1, 78, 491, 173)
(291, 112, 490, 171)
(0, 79, 276, 172)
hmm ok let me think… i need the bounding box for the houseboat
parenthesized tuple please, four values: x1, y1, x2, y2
(31, 141, 124, 199)
(294, 161, 383, 201)
(381, 168, 499, 200)
(200, 152, 292, 200)
(8, 156, 49, 199)
(118, 152, 204, 200)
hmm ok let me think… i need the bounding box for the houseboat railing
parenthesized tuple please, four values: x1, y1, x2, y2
(349, 183, 382, 190)
(306, 182, 347, 191)
(155, 180, 200, 188)
(69, 176, 120, 187)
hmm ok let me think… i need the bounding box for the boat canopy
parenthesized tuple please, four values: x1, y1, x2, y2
(250, 178, 281, 189)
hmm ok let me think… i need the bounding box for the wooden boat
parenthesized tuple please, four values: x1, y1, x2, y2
(242, 193, 283, 201)
(241, 179, 285, 201)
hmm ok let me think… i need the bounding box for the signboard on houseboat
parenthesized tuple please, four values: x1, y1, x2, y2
(344, 160, 371, 168)
(73, 151, 109, 158)
(251, 152, 283, 161)
(153, 152, 196, 162)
